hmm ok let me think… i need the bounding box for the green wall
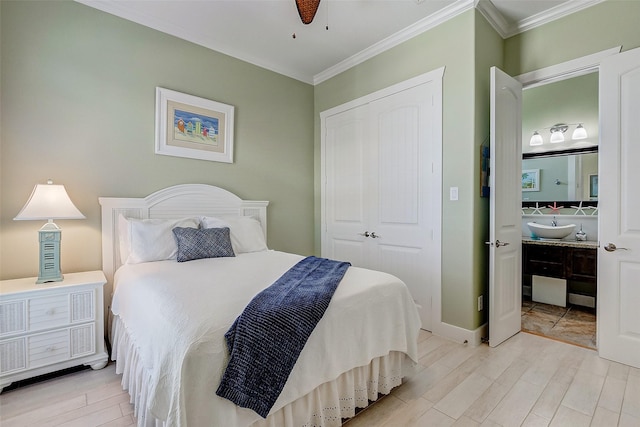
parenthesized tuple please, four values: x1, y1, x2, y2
(504, 0, 640, 75)
(0, 1, 315, 284)
(473, 11, 504, 328)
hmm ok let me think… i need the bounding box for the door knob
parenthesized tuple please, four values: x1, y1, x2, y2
(370, 232, 380, 239)
(604, 243, 629, 252)
(360, 231, 370, 237)
(484, 240, 510, 247)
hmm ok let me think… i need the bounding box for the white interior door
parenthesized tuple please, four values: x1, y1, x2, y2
(323, 105, 370, 267)
(322, 73, 443, 332)
(367, 84, 437, 331)
(598, 47, 640, 369)
(489, 66, 523, 347)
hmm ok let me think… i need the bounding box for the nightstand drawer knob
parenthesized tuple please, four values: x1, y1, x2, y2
(46, 309, 55, 316)
(46, 346, 57, 352)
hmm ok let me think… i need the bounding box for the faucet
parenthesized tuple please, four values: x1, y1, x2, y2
(551, 216, 557, 227)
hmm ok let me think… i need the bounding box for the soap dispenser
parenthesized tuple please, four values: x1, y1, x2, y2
(576, 224, 587, 241)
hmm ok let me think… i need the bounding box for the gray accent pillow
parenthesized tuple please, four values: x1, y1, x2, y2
(172, 227, 235, 262)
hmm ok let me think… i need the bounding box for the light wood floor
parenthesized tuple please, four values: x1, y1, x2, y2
(1, 331, 639, 426)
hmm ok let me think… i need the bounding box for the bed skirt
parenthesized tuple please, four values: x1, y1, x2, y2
(111, 314, 411, 427)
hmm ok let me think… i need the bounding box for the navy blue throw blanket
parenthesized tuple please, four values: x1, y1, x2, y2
(216, 256, 351, 418)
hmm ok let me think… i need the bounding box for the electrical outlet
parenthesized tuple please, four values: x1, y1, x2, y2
(478, 295, 483, 311)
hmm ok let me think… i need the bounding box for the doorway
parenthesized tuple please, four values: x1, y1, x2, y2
(519, 72, 599, 350)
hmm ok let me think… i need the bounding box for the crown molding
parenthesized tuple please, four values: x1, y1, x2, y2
(478, 0, 606, 39)
(313, 0, 474, 85)
(514, 0, 605, 37)
(475, 0, 512, 38)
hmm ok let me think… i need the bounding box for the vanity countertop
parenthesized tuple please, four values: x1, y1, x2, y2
(522, 237, 598, 249)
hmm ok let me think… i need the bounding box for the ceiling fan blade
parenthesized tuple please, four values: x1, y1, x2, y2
(295, 0, 321, 25)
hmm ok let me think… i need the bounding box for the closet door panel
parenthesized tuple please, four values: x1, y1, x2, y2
(369, 84, 434, 329)
(323, 105, 371, 268)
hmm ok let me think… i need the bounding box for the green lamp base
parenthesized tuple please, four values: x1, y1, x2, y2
(37, 224, 63, 284)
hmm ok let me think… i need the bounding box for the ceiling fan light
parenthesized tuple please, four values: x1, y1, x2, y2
(295, 0, 321, 24)
(572, 123, 588, 140)
(529, 131, 543, 146)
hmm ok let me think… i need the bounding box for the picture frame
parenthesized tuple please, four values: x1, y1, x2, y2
(522, 169, 540, 192)
(155, 87, 234, 163)
(589, 174, 598, 199)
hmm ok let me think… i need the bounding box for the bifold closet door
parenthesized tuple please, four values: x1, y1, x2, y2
(323, 82, 437, 330)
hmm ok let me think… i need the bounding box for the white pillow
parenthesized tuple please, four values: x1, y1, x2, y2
(118, 215, 200, 264)
(201, 216, 268, 253)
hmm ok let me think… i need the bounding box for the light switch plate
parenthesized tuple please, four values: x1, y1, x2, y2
(450, 187, 459, 201)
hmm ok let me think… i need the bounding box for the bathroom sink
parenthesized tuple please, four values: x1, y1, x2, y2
(527, 222, 576, 240)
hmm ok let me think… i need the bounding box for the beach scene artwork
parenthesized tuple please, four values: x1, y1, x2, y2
(173, 109, 220, 148)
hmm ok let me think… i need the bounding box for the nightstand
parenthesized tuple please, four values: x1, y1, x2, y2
(0, 270, 108, 392)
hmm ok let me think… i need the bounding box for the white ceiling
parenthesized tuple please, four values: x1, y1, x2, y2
(77, 0, 603, 85)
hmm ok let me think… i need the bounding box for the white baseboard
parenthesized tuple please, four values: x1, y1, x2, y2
(432, 321, 488, 346)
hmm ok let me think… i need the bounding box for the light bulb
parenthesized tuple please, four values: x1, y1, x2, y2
(529, 131, 543, 146)
(550, 130, 564, 143)
(572, 124, 588, 140)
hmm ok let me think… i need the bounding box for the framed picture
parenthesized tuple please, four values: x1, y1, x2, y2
(155, 87, 234, 163)
(589, 174, 598, 198)
(522, 169, 540, 192)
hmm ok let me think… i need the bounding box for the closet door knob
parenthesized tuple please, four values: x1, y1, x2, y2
(360, 231, 370, 237)
(370, 232, 380, 239)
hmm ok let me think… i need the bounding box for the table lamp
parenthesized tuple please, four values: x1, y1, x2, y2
(14, 179, 86, 283)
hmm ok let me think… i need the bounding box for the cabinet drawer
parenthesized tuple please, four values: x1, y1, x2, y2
(0, 300, 27, 336)
(527, 260, 565, 278)
(526, 245, 565, 262)
(28, 330, 70, 368)
(29, 294, 69, 331)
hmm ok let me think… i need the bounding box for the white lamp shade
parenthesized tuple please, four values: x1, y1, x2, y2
(550, 130, 565, 143)
(14, 183, 85, 221)
(529, 131, 544, 146)
(572, 124, 588, 140)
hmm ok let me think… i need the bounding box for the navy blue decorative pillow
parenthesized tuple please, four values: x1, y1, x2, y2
(172, 227, 235, 262)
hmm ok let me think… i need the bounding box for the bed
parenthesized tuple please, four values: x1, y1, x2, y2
(100, 184, 421, 427)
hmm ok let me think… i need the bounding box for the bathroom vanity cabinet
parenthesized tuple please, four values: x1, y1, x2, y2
(522, 239, 597, 307)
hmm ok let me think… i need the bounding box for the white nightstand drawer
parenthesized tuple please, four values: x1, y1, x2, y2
(0, 300, 26, 336)
(29, 295, 69, 331)
(28, 330, 70, 368)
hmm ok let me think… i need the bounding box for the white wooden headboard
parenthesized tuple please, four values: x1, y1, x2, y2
(99, 184, 269, 288)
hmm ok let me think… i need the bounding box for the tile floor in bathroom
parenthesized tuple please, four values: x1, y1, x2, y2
(521, 298, 597, 350)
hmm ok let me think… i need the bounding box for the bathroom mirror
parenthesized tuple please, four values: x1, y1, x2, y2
(521, 73, 598, 202)
(522, 151, 597, 202)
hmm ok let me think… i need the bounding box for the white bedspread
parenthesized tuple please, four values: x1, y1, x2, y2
(111, 250, 421, 426)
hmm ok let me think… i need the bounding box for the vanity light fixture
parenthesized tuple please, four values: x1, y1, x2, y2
(549, 123, 568, 143)
(529, 131, 543, 146)
(572, 123, 588, 140)
(14, 179, 86, 283)
(528, 123, 588, 146)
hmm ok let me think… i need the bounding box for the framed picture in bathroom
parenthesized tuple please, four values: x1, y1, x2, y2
(589, 174, 598, 199)
(522, 169, 540, 192)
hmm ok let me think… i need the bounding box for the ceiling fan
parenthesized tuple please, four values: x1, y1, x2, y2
(295, 0, 321, 24)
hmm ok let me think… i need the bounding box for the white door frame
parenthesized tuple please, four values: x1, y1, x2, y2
(512, 46, 622, 348)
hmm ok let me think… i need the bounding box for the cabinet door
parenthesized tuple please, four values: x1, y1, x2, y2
(567, 248, 597, 281)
